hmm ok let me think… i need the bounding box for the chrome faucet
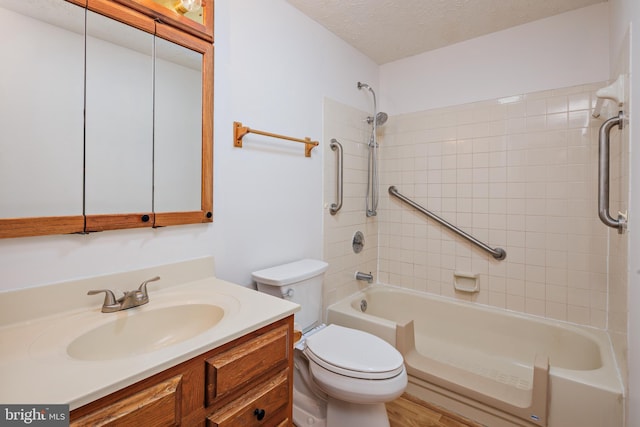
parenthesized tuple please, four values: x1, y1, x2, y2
(88, 276, 160, 313)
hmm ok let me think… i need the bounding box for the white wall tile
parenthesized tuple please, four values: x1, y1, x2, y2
(376, 82, 615, 328)
(324, 80, 624, 335)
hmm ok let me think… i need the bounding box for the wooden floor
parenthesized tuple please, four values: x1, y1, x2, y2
(386, 394, 484, 427)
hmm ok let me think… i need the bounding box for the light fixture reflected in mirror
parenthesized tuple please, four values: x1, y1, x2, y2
(175, 0, 201, 14)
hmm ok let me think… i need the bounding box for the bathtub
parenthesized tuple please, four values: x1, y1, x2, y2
(327, 285, 623, 427)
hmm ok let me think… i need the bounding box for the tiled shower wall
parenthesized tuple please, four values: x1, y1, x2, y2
(376, 82, 624, 329)
(323, 82, 629, 335)
(322, 98, 377, 315)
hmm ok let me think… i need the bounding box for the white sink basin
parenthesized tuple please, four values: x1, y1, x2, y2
(1, 273, 299, 409)
(67, 304, 225, 361)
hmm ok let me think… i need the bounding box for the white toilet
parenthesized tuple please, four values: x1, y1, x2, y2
(252, 259, 407, 427)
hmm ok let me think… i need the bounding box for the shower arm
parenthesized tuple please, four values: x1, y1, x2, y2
(358, 82, 378, 142)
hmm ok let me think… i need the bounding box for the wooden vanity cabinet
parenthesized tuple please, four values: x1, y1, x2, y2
(205, 323, 291, 427)
(70, 316, 294, 427)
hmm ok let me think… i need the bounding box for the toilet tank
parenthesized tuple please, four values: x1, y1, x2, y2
(252, 259, 328, 332)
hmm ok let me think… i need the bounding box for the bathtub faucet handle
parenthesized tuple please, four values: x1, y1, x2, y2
(355, 271, 374, 283)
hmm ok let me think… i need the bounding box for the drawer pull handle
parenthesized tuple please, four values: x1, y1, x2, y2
(253, 408, 266, 421)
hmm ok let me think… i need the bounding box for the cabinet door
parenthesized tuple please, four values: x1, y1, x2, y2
(85, 9, 154, 220)
(153, 36, 202, 214)
(70, 375, 183, 427)
(153, 22, 213, 227)
(0, 0, 85, 236)
(0, 0, 212, 238)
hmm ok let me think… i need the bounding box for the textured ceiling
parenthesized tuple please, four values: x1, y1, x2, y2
(286, 0, 606, 64)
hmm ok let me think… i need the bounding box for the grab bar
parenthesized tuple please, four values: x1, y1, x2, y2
(389, 186, 506, 260)
(598, 111, 626, 233)
(329, 139, 343, 215)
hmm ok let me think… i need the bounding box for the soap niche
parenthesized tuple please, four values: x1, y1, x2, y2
(453, 272, 479, 293)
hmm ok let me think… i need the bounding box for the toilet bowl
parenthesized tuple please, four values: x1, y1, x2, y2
(252, 259, 407, 427)
(296, 324, 406, 427)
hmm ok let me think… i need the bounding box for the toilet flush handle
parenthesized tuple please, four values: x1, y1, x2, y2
(284, 288, 294, 298)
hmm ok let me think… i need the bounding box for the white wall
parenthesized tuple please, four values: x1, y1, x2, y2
(380, 3, 610, 115)
(212, 0, 378, 286)
(0, 0, 378, 292)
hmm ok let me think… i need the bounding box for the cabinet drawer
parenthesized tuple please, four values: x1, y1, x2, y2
(71, 375, 182, 427)
(207, 369, 289, 427)
(206, 324, 289, 405)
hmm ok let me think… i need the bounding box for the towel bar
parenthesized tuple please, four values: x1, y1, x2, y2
(233, 121, 319, 157)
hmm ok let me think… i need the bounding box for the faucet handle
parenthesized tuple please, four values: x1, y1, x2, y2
(137, 276, 160, 299)
(87, 289, 118, 307)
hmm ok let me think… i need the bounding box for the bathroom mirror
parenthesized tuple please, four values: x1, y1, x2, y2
(152, 22, 212, 227)
(85, 10, 154, 217)
(0, 0, 213, 238)
(153, 36, 202, 214)
(0, 0, 85, 236)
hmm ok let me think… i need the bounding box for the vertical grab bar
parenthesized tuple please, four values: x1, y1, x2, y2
(598, 111, 626, 233)
(330, 139, 343, 215)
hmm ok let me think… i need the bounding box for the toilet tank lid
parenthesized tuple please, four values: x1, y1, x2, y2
(251, 259, 328, 286)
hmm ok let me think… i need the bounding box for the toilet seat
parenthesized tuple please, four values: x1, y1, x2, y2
(304, 324, 404, 380)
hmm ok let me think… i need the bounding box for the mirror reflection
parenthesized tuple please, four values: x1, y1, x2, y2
(0, 0, 84, 218)
(85, 11, 154, 215)
(154, 37, 202, 213)
(152, 0, 204, 25)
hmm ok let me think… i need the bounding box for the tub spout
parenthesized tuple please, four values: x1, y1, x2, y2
(355, 271, 373, 283)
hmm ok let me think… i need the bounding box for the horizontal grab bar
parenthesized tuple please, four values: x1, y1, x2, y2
(389, 186, 506, 260)
(329, 139, 343, 215)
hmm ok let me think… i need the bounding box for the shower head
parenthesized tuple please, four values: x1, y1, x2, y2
(366, 112, 388, 126)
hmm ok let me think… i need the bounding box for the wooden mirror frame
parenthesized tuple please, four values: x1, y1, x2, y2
(113, 0, 213, 43)
(151, 21, 213, 229)
(0, 0, 213, 238)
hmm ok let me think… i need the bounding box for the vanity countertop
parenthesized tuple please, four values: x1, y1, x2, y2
(0, 266, 299, 409)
